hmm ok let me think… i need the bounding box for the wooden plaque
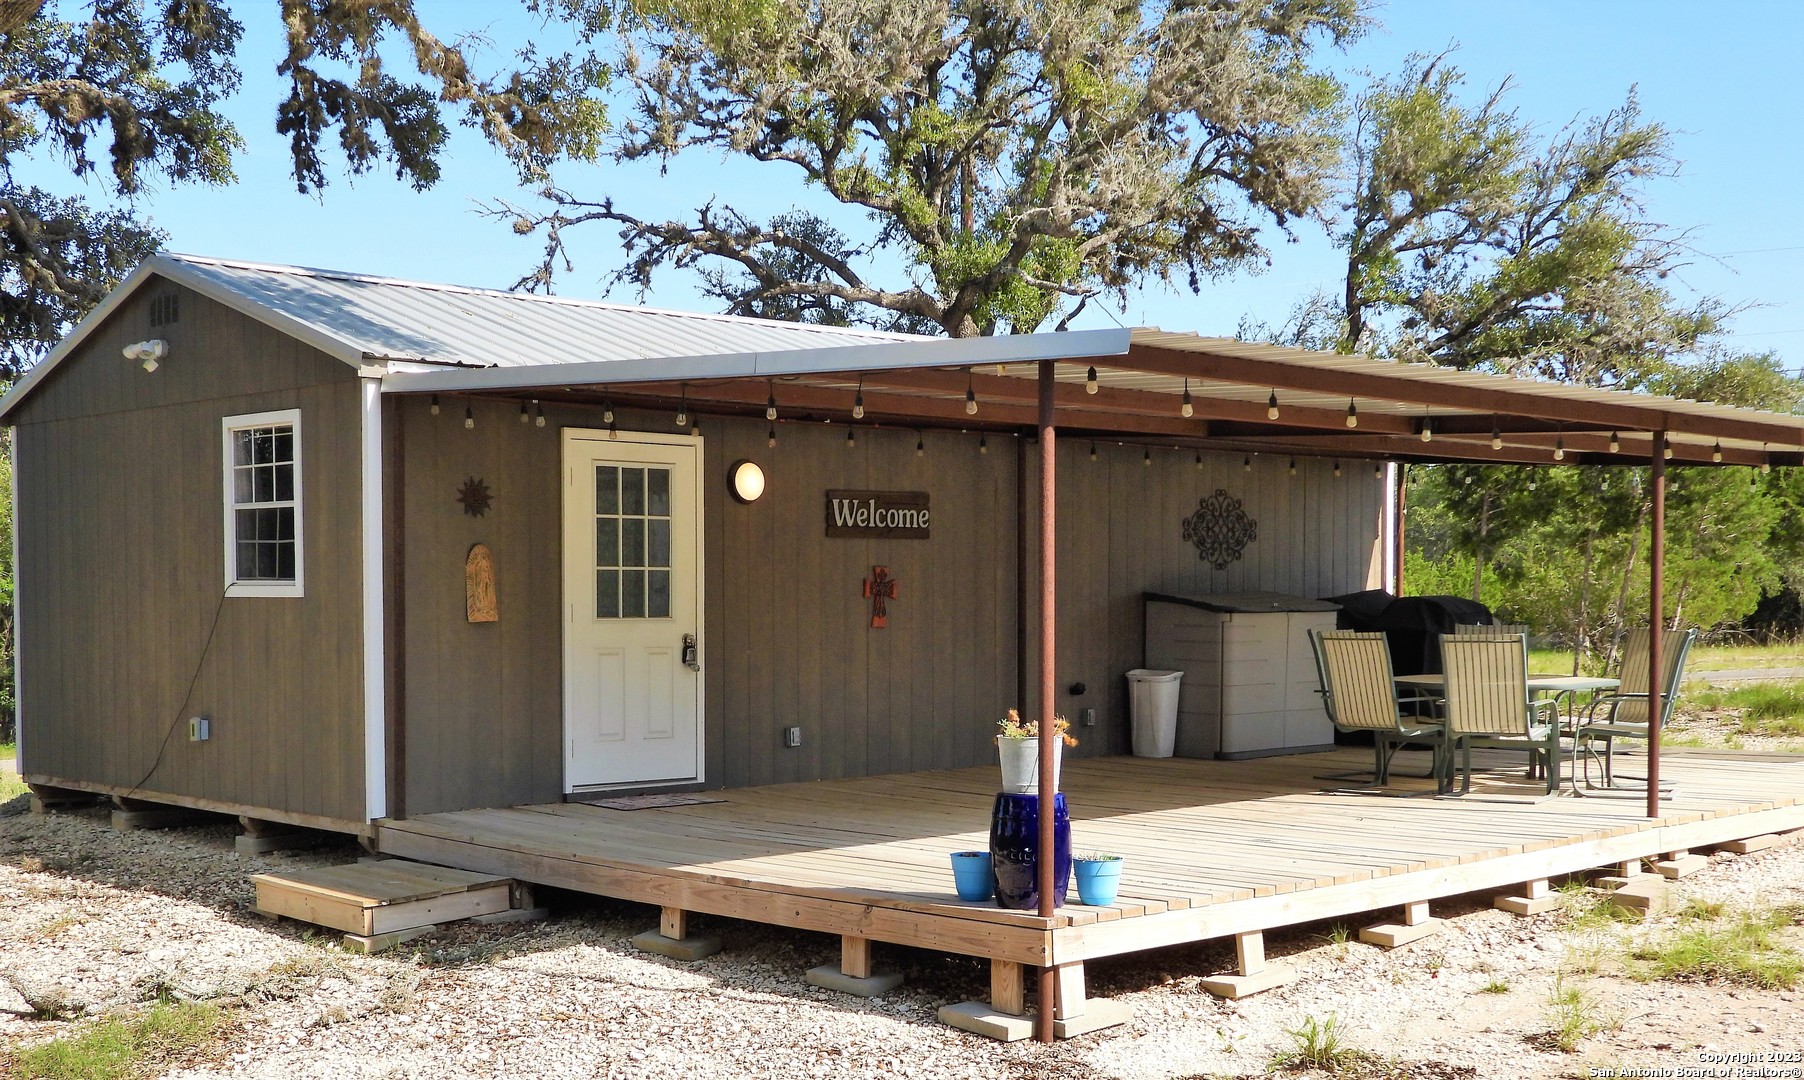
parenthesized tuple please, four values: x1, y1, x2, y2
(825, 490, 931, 539)
(465, 544, 497, 623)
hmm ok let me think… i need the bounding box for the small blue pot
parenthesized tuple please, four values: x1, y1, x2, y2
(949, 850, 994, 902)
(1074, 858, 1123, 906)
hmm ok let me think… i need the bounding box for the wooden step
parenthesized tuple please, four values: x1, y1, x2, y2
(252, 861, 512, 938)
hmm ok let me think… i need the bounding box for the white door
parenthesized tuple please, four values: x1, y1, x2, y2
(563, 431, 703, 788)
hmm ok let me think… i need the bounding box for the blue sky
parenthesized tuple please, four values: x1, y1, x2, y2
(94, 2, 1804, 371)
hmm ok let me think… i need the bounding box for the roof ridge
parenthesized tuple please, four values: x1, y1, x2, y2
(160, 253, 923, 341)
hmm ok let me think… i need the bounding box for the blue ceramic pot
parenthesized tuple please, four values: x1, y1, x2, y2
(949, 850, 994, 902)
(989, 792, 1070, 909)
(1074, 857, 1123, 906)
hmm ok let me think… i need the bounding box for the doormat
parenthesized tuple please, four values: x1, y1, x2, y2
(576, 793, 728, 811)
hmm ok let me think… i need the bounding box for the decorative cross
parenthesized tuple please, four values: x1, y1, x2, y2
(862, 566, 900, 628)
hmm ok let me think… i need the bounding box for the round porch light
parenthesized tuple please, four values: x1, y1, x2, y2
(730, 460, 766, 503)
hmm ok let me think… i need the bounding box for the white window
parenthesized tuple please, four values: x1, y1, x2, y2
(222, 409, 304, 597)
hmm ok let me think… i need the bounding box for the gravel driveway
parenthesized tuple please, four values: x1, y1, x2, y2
(1, 787, 1800, 1079)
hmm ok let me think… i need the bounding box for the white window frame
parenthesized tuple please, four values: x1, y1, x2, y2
(221, 408, 305, 598)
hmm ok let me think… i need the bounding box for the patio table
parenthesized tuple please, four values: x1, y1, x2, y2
(1395, 673, 1619, 724)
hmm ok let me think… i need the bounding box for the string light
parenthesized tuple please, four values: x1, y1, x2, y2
(1287, 458, 1297, 476)
(607, 418, 618, 440)
(1243, 455, 1252, 472)
(1608, 431, 1620, 454)
(1464, 472, 1474, 485)
(1345, 398, 1358, 428)
(767, 426, 777, 448)
(1194, 451, 1203, 470)
(1267, 390, 1280, 420)
(463, 404, 475, 430)
(1712, 441, 1724, 463)
(916, 436, 924, 457)
(1664, 444, 1674, 460)
(519, 400, 530, 423)
(1085, 366, 1099, 394)
(1373, 462, 1383, 479)
(429, 394, 440, 416)
(1332, 460, 1342, 478)
(1090, 443, 1098, 461)
(1490, 417, 1502, 451)
(765, 382, 778, 421)
(690, 419, 700, 437)
(1419, 417, 1433, 443)
(675, 385, 688, 429)
(1554, 437, 1565, 461)
(847, 428, 856, 448)
(534, 400, 546, 428)
(1181, 379, 1194, 418)
(1142, 448, 1151, 467)
(979, 435, 989, 455)
(603, 400, 614, 425)
(1529, 474, 1538, 491)
(852, 377, 865, 420)
(965, 372, 979, 415)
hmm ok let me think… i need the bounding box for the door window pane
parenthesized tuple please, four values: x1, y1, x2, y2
(592, 463, 675, 619)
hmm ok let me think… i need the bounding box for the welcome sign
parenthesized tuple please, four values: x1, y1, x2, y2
(825, 490, 931, 539)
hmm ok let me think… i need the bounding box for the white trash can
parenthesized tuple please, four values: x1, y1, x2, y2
(1126, 669, 1184, 758)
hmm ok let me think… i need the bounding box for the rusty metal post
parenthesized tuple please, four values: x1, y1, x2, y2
(1036, 360, 1058, 1043)
(1647, 431, 1666, 819)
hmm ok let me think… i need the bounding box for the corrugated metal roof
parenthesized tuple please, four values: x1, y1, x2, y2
(167, 253, 920, 366)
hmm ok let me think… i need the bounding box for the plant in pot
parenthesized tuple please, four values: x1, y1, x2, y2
(995, 708, 1077, 794)
(1074, 851, 1124, 906)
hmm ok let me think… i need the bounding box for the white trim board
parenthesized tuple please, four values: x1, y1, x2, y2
(359, 378, 387, 821)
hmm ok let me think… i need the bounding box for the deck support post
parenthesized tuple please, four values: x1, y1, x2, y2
(631, 906, 721, 961)
(1049, 959, 1131, 1037)
(1597, 858, 1644, 890)
(938, 959, 1035, 1042)
(1199, 930, 1296, 999)
(235, 816, 334, 855)
(1495, 877, 1557, 915)
(1033, 358, 1059, 1046)
(1647, 430, 1666, 820)
(110, 795, 209, 831)
(1359, 900, 1442, 948)
(805, 935, 904, 998)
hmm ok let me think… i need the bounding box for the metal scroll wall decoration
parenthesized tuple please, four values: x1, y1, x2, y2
(1181, 489, 1258, 570)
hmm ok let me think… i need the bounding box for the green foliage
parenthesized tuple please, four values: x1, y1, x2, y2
(1543, 977, 1610, 1052)
(1, 3, 608, 374)
(1273, 1013, 1361, 1073)
(1631, 906, 1804, 989)
(11, 999, 223, 1080)
(504, 0, 1366, 335)
(1478, 978, 1510, 994)
(1688, 684, 1804, 738)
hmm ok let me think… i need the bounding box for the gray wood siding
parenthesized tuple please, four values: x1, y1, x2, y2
(11, 282, 366, 825)
(1024, 441, 1383, 757)
(398, 403, 1022, 815)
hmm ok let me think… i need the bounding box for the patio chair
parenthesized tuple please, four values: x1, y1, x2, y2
(1454, 622, 1530, 638)
(1311, 630, 1448, 790)
(1440, 634, 1562, 797)
(1571, 627, 1696, 797)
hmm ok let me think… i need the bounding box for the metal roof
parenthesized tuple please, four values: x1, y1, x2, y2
(0, 253, 920, 419)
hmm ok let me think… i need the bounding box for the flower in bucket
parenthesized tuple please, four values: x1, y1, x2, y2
(996, 708, 1078, 747)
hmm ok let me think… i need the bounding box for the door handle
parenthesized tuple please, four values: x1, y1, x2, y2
(682, 633, 700, 672)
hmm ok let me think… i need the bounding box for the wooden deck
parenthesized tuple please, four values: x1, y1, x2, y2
(378, 748, 1804, 977)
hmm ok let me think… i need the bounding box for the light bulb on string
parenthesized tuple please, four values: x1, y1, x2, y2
(979, 435, 989, 455)
(1554, 437, 1565, 461)
(1085, 366, 1098, 394)
(1419, 418, 1432, 443)
(1287, 458, 1297, 476)
(519, 400, 530, 424)
(463, 404, 475, 430)
(1090, 443, 1098, 461)
(1664, 444, 1674, 460)
(1267, 390, 1280, 420)
(1713, 441, 1723, 463)
(1194, 451, 1203, 470)
(534, 400, 546, 428)
(847, 428, 856, 448)
(1608, 432, 1620, 454)
(767, 426, 777, 448)
(1345, 398, 1358, 428)
(603, 401, 614, 425)
(607, 419, 618, 440)
(429, 394, 440, 416)
(965, 372, 978, 415)
(1243, 455, 1252, 472)
(852, 377, 865, 420)
(1142, 448, 1151, 467)
(1490, 418, 1502, 451)
(1181, 379, 1194, 418)
(916, 436, 924, 458)
(1333, 460, 1342, 478)
(765, 382, 777, 421)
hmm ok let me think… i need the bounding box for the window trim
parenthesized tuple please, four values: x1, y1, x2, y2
(221, 408, 305, 598)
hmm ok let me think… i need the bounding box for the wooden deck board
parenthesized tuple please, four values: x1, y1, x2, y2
(378, 749, 1804, 966)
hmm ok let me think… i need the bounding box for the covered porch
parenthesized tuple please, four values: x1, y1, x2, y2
(377, 748, 1804, 1040)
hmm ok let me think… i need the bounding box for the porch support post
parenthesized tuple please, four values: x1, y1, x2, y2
(1647, 431, 1666, 820)
(1035, 359, 1058, 1044)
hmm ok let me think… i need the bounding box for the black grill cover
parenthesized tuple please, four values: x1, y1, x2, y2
(1324, 590, 1495, 676)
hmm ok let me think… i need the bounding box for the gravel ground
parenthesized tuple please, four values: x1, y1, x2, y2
(1, 782, 1801, 1080)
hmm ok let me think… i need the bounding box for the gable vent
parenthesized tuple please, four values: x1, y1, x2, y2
(149, 293, 179, 327)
